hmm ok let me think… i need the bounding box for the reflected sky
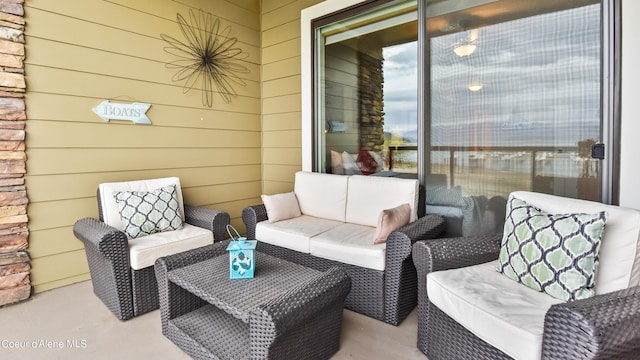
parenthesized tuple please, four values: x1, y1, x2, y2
(382, 4, 600, 147)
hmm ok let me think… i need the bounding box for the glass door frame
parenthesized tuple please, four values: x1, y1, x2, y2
(601, 0, 621, 204)
(302, 0, 621, 203)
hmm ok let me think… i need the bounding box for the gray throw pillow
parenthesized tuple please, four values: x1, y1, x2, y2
(114, 184, 183, 239)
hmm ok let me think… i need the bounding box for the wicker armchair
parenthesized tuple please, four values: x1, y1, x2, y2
(73, 177, 230, 320)
(413, 191, 640, 360)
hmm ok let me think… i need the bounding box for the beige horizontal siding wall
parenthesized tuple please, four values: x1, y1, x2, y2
(261, 0, 322, 195)
(24, 0, 261, 292)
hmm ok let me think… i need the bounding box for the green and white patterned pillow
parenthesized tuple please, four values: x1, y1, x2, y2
(113, 184, 183, 240)
(496, 196, 607, 301)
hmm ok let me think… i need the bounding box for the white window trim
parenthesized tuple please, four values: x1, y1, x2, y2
(301, 0, 367, 171)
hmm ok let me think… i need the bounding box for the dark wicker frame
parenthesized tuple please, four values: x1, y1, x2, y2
(154, 242, 352, 360)
(243, 204, 445, 325)
(73, 190, 230, 321)
(412, 234, 640, 360)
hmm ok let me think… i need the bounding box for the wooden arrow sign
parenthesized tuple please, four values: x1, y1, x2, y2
(92, 100, 152, 124)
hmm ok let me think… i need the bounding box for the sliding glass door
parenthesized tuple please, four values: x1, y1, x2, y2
(309, 0, 615, 237)
(424, 0, 604, 235)
(314, 0, 418, 177)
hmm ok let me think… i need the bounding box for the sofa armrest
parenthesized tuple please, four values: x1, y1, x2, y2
(73, 217, 129, 261)
(382, 214, 445, 324)
(242, 204, 268, 239)
(184, 204, 230, 242)
(412, 233, 502, 278)
(73, 217, 133, 320)
(542, 285, 640, 359)
(387, 214, 446, 262)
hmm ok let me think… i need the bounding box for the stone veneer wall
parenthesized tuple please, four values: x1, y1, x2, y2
(358, 47, 385, 153)
(0, 0, 29, 306)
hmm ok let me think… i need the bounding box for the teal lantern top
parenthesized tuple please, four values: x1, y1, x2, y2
(226, 238, 257, 251)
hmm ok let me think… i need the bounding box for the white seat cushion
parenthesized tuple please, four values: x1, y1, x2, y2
(255, 215, 343, 253)
(427, 261, 563, 360)
(310, 223, 386, 271)
(128, 223, 213, 270)
(345, 175, 419, 227)
(98, 177, 185, 230)
(294, 171, 349, 222)
(511, 191, 640, 293)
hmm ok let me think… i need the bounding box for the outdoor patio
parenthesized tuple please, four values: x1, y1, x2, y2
(0, 280, 425, 359)
(0, 0, 637, 359)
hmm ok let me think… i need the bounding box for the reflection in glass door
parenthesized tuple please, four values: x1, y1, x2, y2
(308, 0, 610, 237)
(425, 1, 603, 236)
(314, 0, 418, 177)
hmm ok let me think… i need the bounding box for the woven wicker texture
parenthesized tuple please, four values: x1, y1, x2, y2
(155, 242, 350, 360)
(250, 267, 350, 359)
(243, 204, 445, 325)
(168, 252, 322, 323)
(254, 242, 385, 321)
(73, 189, 230, 320)
(185, 204, 230, 242)
(131, 266, 159, 315)
(155, 244, 221, 335)
(412, 235, 640, 360)
(169, 305, 250, 359)
(542, 285, 640, 359)
(73, 217, 134, 320)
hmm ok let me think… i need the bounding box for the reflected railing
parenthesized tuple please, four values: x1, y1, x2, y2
(387, 145, 419, 173)
(388, 145, 599, 199)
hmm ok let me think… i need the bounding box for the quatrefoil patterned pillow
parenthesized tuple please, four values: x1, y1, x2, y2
(496, 196, 607, 301)
(113, 184, 183, 239)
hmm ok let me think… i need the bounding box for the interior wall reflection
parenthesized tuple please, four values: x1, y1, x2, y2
(316, 0, 418, 177)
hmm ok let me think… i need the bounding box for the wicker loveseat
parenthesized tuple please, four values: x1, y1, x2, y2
(413, 191, 640, 359)
(73, 177, 230, 320)
(243, 171, 445, 325)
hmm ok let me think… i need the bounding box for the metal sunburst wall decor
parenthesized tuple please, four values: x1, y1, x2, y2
(161, 9, 249, 107)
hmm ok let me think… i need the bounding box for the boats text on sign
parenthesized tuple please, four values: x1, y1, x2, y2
(92, 100, 152, 124)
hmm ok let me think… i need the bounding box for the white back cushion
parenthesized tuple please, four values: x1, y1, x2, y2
(345, 175, 419, 227)
(294, 171, 349, 222)
(98, 177, 185, 230)
(511, 191, 640, 293)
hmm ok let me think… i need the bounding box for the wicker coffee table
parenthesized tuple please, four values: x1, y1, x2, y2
(155, 241, 351, 360)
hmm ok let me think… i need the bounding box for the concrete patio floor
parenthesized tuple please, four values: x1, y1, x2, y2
(0, 280, 426, 359)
